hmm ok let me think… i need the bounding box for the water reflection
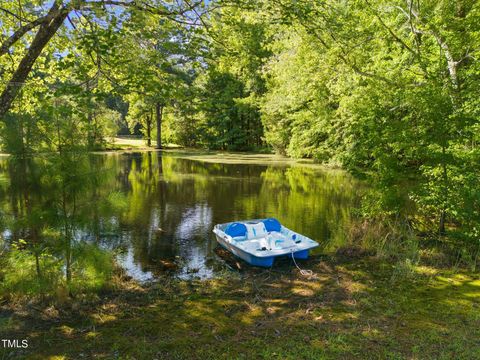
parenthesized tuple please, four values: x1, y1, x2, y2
(0, 152, 361, 282)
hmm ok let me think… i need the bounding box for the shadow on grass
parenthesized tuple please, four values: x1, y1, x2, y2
(1, 257, 479, 359)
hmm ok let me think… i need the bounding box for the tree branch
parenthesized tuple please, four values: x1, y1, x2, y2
(0, 6, 24, 21)
(0, 12, 56, 57)
(365, 0, 416, 55)
(80, 0, 203, 16)
(0, 1, 69, 119)
(0, 0, 205, 118)
(408, 7, 459, 90)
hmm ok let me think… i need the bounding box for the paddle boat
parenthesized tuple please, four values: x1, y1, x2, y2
(212, 218, 319, 267)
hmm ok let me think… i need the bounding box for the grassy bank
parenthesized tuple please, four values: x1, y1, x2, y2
(106, 138, 338, 170)
(1, 255, 479, 359)
(105, 137, 182, 151)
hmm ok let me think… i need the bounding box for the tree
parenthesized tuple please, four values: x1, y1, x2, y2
(201, 0, 479, 246)
(170, 3, 269, 150)
(0, 0, 203, 120)
(113, 6, 195, 148)
(261, 0, 479, 238)
(125, 95, 154, 146)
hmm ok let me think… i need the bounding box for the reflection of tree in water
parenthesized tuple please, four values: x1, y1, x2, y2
(0, 152, 124, 294)
(121, 153, 217, 277)
(256, 166, 360, 250)
(0, 151, 361, 284)
(7, 156, 43, 279)
(118, 153, 360, 278)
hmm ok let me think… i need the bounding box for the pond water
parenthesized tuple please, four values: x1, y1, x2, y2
(0, 151, 361, 281)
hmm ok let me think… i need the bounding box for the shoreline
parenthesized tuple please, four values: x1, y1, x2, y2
(0, 138, 345, 170)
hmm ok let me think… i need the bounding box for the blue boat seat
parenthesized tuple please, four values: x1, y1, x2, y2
(225, 222, 247, 238)
(262, 218, 282, 232)
(225, 219, 284, 242)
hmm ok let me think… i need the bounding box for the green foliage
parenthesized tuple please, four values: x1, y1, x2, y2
(0, 247, 62, 297)
(0, 151, 122, 299)
(168, 5, 269, 151)
(192, 70, 260, 150)
(0, 0, 479, 274)
(261, 30, 334, 158)
(222, 0, 480, 252)
(68, 243, 114, 294)
(0, 243, 114, 299)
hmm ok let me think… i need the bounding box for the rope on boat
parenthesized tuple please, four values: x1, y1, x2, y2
(290, 249, 315, 278)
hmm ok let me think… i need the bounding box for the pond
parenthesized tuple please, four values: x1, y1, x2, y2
(0, 151, 361, 281)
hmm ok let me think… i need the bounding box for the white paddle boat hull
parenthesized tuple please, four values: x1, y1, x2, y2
(213, 218, 318, 268)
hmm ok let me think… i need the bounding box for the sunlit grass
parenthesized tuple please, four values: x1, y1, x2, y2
(1, 258, 479, 359)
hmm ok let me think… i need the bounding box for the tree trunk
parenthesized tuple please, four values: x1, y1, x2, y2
(155, 102, 163, 149)
(146, 114, 152, 147)
(439, 210, 446, 235)
(0, 2, 68, 120)
(35, 252, 42, 280)
(439, 145, 448, 235)
(65, 236, 71, 283)
(62, 187, 72, 284)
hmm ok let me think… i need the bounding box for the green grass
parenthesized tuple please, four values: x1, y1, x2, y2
(1, 257, 479, 359)
(104, 137, 183, 151)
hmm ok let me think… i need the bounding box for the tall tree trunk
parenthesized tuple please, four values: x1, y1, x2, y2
(35, 252, 42, 280)
(65, 240, 71, 283)
(155, 102, 163, 149)
(439, 145, 448, 235)
(439, 210, 446, 235)
(146, 113, 152, 147)
(0, 2, 68, 120)
(62, 186, 72, 284)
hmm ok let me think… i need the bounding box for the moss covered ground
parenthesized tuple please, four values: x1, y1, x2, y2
(1, 254, 479, 359)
